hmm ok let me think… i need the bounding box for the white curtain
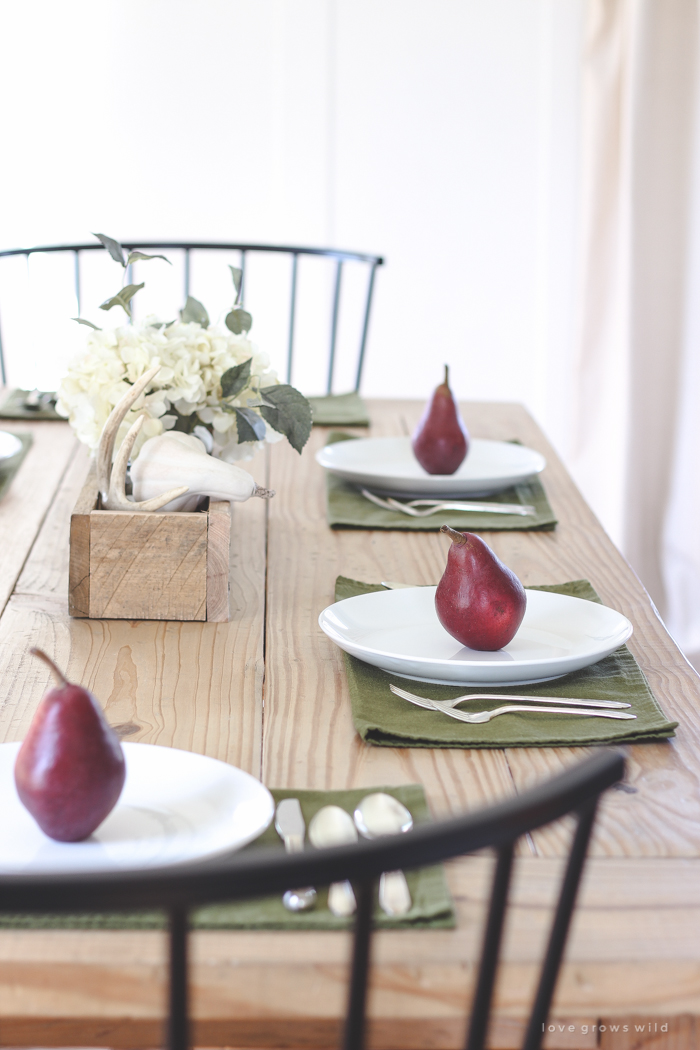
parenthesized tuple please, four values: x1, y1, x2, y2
(574, 0, 700, 666)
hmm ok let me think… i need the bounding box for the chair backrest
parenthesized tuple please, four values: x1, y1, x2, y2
(0, 749, 623, 1050)
(0, 241, 384, 394)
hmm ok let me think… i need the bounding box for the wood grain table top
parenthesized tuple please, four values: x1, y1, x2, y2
(0, 400, 699, 1050)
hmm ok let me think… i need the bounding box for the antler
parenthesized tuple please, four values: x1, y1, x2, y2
(104, 414, 189, 511)
(97, 364, 189, 512)
(97, 364, 162, 501)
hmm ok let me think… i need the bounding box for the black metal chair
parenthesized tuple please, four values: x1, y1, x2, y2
(0, 241, 384, 393)
(0, 749, 623, 1050)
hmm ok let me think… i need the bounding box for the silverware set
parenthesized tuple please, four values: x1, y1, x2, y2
(21, 390, 55, 411)
(390, 683, 636, 723)
(360, 487, 535, 517)
(275, 792, 414, 918)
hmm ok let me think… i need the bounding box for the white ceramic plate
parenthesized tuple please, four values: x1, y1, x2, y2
(0, 431, 23, 461)
(315, 436, 546, 497)
(0, 742, 274, 874)
(319, 587, 633, 686)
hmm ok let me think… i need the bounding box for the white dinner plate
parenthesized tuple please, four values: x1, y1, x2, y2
(0, 742, 274, 874)
(315, 436, 546, 497)
(319, 587, 633, 686)
(0, 431, 23, 461)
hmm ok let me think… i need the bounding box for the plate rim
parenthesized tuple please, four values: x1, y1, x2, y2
(316, 435, 546, 479)
(319, 586, 633, 671)
(0, 430, 23, 460)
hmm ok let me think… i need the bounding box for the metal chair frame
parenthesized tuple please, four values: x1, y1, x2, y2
(0, 749, 624, 1050)
(0, 241, 384, 392)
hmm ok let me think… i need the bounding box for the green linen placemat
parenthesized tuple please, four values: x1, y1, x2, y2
(325, 433, 557, 531)
(0, 389, 62, 420)
(309, 392, 370, 427)
(0, 433, 33, 502)
(0, 784, 454, 931)
(335, 576, 677, 749)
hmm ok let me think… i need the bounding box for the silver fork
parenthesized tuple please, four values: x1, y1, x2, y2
(393, 689, 636, 724)
(360, 488, 535, 517)
(389, 683, 631, 711)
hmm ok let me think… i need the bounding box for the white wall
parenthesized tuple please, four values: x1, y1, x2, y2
(1, 1, 611, 527)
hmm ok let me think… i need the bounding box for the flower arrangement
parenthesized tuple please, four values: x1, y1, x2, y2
(56, 233, 312, 462)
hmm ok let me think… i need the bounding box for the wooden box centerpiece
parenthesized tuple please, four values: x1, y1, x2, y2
(69, 467, 231, 622)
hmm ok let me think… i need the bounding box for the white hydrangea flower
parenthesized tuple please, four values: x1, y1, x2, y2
(56, 320, 282, 460)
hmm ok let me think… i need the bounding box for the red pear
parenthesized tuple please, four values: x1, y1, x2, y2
(14, 649, 126, 842)
(435, 527, 526, 651)
(412, 365, 469, 474)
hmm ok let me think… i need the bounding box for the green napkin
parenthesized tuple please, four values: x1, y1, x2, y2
(0, 389, 62, 420)
(0, 785, 454, 931)
(0, 433, 33, 502)
(309, 392, 370, 427)
(325, 433, 557, 531)
(336, 576, 677, 749)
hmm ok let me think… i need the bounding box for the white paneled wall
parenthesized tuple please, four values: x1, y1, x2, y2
(1, 1, 605, 522)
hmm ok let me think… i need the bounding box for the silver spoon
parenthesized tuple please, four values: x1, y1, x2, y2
(354, 793, 412, 917)
(274, 798, 317, 912)
(308, 806, 358, 917)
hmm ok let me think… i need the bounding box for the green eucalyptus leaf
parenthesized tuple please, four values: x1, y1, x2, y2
(234, 406, 267, 443)
(225, 308, 253, 334)
(126, 251, 172, 266)
(149, 319, 176, 329)
(220, 358, 252, 399)
(259, 384, 312, 454)
(180, 295, 210, 328)
(93, 232, 125, 266)
(99, 282, 145, 317)
(229, 265, 243, 301)
(71, 317, 102, 330)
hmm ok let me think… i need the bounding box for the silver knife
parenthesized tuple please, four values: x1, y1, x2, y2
(274, 798, 317, 912)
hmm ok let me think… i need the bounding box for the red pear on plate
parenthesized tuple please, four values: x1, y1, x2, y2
(412, 364, 470, 474)
(14, 649, 126, 842)
(435, 527, 526, 651)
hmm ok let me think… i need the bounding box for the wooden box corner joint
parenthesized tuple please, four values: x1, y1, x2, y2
(68, 465, 231, 622)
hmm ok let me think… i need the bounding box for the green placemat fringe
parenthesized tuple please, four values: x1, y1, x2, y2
(335, 576, 677, 749)
(325, 432, 557, 531)
(309, 392, 370, 427)
(0, 433, 33, 502)
(0, 785, 454, 930)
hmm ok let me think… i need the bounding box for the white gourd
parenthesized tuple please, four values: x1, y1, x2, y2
(130, 432, 272, 512)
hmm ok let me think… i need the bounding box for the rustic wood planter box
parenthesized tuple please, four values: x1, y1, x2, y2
(69, 467, 231, 621)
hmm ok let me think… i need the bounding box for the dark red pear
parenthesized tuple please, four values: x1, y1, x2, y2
(14, 649, 126, 842)
(435, 526, 526, 651)
(412, 364, 469, 474)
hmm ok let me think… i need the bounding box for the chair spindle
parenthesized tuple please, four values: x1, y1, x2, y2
(343, 878, 375, 1050)
(167, 905, 189, 1050)
(287, 252, 298, 384)
(73, 250, 81, 317)
(355, 261, 378, 393)
(239, 249, 247, 307)
(327, 259, 343, 394)
(521, 798, 599, 1050)
(465, 841, 515, 1050)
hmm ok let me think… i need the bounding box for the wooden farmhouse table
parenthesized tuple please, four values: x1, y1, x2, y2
(1, 400, 700, 1050)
